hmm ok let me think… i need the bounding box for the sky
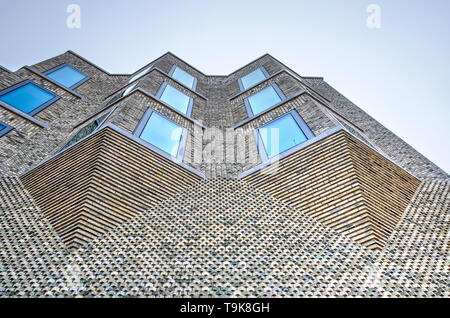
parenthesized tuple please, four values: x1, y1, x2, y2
(0, 0, 448, 173)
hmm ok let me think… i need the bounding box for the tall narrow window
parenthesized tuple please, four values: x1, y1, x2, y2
(137, 111, 183, 157)
(157, 83, 193, 116)
(0, 81, 59, 116)
(245, 84, 285, 116)
(0, 122, 13, 138)
(239, 67, 269, 91)
(256, 111, 314, 159)
(169, 65, 196, 90)
(44, 64, 89, 89)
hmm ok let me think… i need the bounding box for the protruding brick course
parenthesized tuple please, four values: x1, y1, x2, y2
(0, 51, 448, 297)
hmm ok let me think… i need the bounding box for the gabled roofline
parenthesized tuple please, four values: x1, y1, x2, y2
(72, 87, 207, 131)
(102, 66, 208, 101)
(12, 50, 325, 80)
(66, 50, 130, 76)
(0, 65, 11, 73)
(23, 66, 84, 99)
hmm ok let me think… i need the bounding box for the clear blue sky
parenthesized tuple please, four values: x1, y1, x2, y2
(0, 0, 448, 173)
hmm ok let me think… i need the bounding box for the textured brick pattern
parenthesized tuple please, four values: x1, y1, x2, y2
(367, 179, 450, 297)
(20, 127, 202, 248)
(243, 130, 420, 250)
(0, 51, 448, 297)
(0, 176, 71, 297)
(303, 78, 448, 179)
(0, 177, 448, 297)
(0, 52, 127, 175)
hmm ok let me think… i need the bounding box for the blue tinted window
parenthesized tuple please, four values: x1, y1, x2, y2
(247, 86, 282, 116)
(240, 68, 267, 90)
(171, 66, 195, 89)
(140, 112, 183, 157)
(46, 65, 88, 88)
(0, 123, 5, 131)
(0, 82, 57, 115)
(159, 84, 191, 114)
(259, 113, 307, 158)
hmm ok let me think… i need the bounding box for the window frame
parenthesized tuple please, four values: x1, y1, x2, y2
(254, 109, 315, 162)
(0, 121, 13, 138)
(238, 66, 270, 91)
(0, 80, 60, 116)
(244, 83, 286, 118)
(43, 63, 90, 89)
(168, 65, 198, 91)
(128, 65, 152, 84)
(133, 108, 187, 162)
(155, 82, 194, 117)
(58, 109, 114, 153)
(122, 82, 138, 97)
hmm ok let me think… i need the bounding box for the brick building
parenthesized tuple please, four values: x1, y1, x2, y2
(0, 51, 448, 297)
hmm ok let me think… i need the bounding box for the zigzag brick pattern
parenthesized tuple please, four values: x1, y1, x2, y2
(20, 127, 202, 248)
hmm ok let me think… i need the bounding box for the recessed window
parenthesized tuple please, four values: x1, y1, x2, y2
(44, 65, 89, 89)
(239, 67, 269, 91)
(0, 81, 59, 116)
(256, 111, 314, 159)
(335, 116, 376, 150)
(169, 65, 196, 90)
(0, 121, 13, 138)
(157, 83, 193, 116)
(245, 84, 285, 116)
(128, 66, 151, 83)
(60, 112, 110, 151)
(138, 111, 183, 157)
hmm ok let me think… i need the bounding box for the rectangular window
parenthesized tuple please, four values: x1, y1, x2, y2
(136, 110, 184, 158)
(0, 121, 13, 138)
(245, 84, 285, 117)
(128, 66, 152, 83)
(256, 111, 314, 159)
(44, 64, 89, 89)
(157, 83, 193, 116)
(169, 65, 197, 90)
(239, 67, 269, 91)
(0, 81, 60, 116)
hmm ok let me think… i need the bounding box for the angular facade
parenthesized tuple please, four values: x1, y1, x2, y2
(0, 51, 448, 297)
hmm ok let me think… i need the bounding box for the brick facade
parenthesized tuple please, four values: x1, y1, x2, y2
(0, 51, 448, 297)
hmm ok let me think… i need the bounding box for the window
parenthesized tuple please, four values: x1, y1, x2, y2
(0, 121, 13, 138)
(157, 83, 193, 116)
(128, 66, 151, 83)
(239, 67, 269, 91)
(245, 84, 285, 117)
(0, 81, 59, 116)
(256, 111, 314, 159)
(135, 110, 184, 158)
(169, 65, 196, 90)
(100, 83, 137, 111)
(44, 64, 89, 89)
(60, 113, 110, 151)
